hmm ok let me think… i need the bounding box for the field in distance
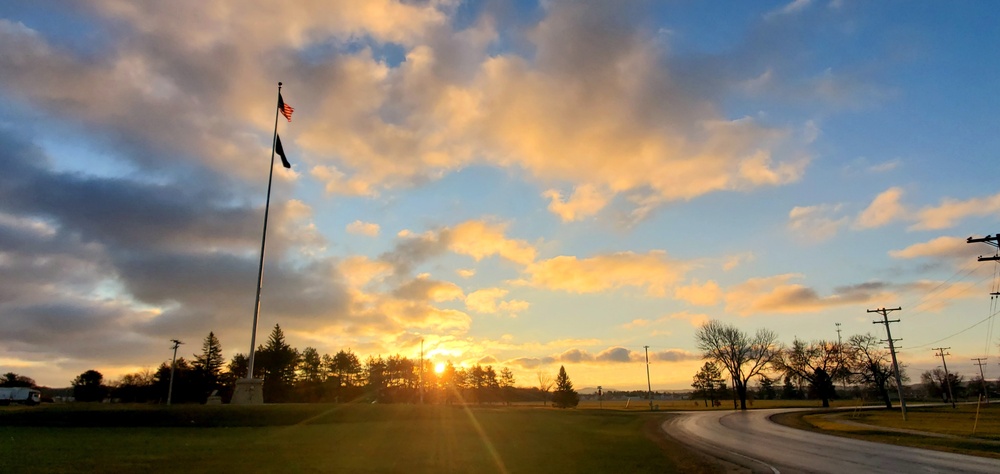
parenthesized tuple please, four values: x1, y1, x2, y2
(0, 403, 720, 473)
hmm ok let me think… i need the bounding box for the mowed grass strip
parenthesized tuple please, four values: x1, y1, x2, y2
(0, 404, 700, 473)
(774, 403, 1000, 459)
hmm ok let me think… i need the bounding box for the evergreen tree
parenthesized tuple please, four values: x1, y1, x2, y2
(691, 362, 723, 406)
(781, 375, 800, 399)
(193, 331, 225, 396)
(551, 365, 579, 408)
(228, 353, 249, 379)
(193, 332, 225, 379)
(756, 374, 777, 400)
(499, 367, 516, 405)
(256, 324, 300, 402)
(299, 347, 323, 383)
(153, 357, 203, 403)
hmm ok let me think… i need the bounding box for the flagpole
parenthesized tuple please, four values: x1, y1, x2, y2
(246, 81, 283, 380)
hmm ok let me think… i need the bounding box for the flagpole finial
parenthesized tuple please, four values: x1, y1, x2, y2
(278, 81, 282, 87)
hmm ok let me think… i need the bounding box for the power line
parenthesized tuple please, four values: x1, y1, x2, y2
(901, 263, 983, 319)
(906, 308, 999, 350)
(968, 234, 1000, 364)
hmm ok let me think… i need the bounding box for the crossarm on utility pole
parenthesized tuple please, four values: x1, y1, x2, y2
(870, 307, 906, 421)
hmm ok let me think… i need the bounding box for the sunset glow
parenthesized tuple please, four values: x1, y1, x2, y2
(0, 1, 998, 391)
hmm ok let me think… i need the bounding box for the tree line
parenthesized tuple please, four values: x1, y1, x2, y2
(692, 319, 999, 409)
(8, 324, 581, 407)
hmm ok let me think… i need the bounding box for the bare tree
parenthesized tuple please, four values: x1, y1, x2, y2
(695, 320, 780, 410)
(537, 371, 554, 406)
(845, 333, 897, 408)
(776, 338, 843, 407)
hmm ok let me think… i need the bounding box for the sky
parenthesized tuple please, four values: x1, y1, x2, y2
(1, 0, 999, 391)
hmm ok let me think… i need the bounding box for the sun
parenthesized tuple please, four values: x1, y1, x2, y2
(434, 362, 445, 374)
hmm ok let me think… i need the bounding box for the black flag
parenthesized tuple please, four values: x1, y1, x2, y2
(275, 134, 291, 169)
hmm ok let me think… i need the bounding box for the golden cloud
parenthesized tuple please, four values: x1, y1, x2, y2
(889, 236, 976, 260)
(673, 280, 722, 306)
(543, 184, 612, 222)
(855, 187, 907, 229)
(446, 220, 537, 265)
(523, 250, 687, 296)
(911, 192, 1000, 231)
(465, 288, 509, 313)
(724, 274, 887, 316)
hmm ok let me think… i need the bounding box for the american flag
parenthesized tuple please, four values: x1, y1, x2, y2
(278, 93, 294, 122)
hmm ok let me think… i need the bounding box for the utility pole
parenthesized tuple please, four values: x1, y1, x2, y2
(967, 234, 1000, 262)
(972, 358, 990, 404)
(870, 307, 906, 421)
(644, 345, 653, 411)
(932, 347, 956, 408)
(167, 339, 183, 406)
(419, 339, 424, 405)
(967, 234, 998, 405)
(836, 322, 847, 393)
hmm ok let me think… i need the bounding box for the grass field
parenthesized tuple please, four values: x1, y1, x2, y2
(7, 398, 993, 472)
(774, 402, 1000, 459)
(0, 403, 718, 473)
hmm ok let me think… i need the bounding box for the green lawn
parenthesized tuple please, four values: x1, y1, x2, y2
(775, 403, 1000, 459)
(0, 404, 715, 473)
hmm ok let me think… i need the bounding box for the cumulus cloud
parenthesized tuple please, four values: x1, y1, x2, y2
(522, 250, 689, 296)
(392, 274, 464, 302)
(670, 311, 711, 328)
(0, 1, 863, 386)
(788, 204, 848, 240)
(543, 184, 611, 222)
(674, 280, 722, 306)
(447, 220, 537, 265)
(465, 288, 529, 316)
(724, 274, 890, 315)
(0, 130, 354, 376)
(651, 349, 700, 362)
(291, 0, 808, 217)
(595, 346, 634, 363)
(346, 220, 380, 237)
(855, 187, 907, 229)
(456, 268, 476, 278)
(889, 236, 982, 260)
(911, 192, 1000, 231)
(380, 219, 536, 277)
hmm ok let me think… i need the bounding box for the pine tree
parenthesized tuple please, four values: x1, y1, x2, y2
(691, 362, 723, 406)
(193, 332, 225, 379)
(257, 324, 300, 402)
(551, 365, 579, 408)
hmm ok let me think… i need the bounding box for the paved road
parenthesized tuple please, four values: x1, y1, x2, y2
(662, 408, 1000, 473)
